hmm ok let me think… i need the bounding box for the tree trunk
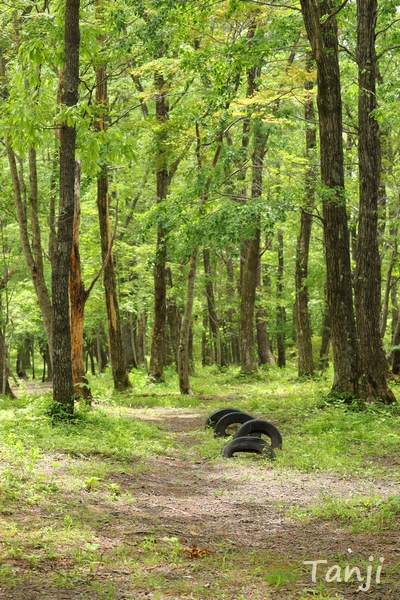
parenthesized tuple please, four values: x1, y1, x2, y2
(178, 246, 199, 394)
(0, 50, 53, 366)
(300, 0, 360, 396)
(149, 72, 169, 381)
(203, 249, 225, 367)
(122, 318, 137, 370)
(319, 298, 331, 371)
(380, 244, 397, 339)
(256, 257, 275, 365)
(51, 0, 81, 416)
(69, 161, 91, 401)
(5, 145, 53, 362)
(97, 177, 131, 390)
(166, 267, 181, 369)
(136, 312, 147, 367)
(276, 230, 286, 368)
(239, 230, 260, 373)
(256, 307, 275, 365)
(95, 54, 131, 391)
(0, 329, 15, 399)
(295, 56, 315, 378)
(353, 0, 395, 403)
(225, 256, 239, 364)
(239, 119, 267, 374)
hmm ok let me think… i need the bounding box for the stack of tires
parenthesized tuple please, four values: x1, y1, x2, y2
(205, 408, 282, 460)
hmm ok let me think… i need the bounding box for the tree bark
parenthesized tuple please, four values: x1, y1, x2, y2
(225, 256, 240, 365)
(122, 318, 137, 370)
(319, 296, 331, 371)
(51, 0, 81, 416)
(69, 161, 91, 401)
(239, 118, 267, 374)
(225, 256, 240, 364)
(239, 229, 260, 373)
(136, 312, 147, 367)
(276, 230, 286, 368)
(256, 307, 275, 365)
(203, 249, 225, 367)
(0, 47, 53, 365)
(0, 329, 15, 399)
(5, 144, 53, 362)
(256, 256, 275, 365)
(353, 0, 396, 403)
(97, 176, 131, 390)
(295, 56, 315, 378)
(95, 47, 131, 391)
(178, 246, 199, 394)
(166, 267, 181, 369)
(149, 72, 169, 381)
(300, 0, 360, 396)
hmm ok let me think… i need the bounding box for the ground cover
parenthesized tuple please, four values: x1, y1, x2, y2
(0, 365, 399, 599)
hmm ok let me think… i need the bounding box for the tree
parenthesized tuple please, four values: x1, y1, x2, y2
(51, 0, 81, 415)
(94, 10, 131, 392)
(295, 55, 316, 378)
(0, 32, 53, 368)
(300, 0, 360, 396)
(353, 0, 395, 403)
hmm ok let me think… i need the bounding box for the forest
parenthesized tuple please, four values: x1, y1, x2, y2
(0, 1, 399, 599)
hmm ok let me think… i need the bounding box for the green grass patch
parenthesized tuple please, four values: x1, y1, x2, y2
(290, 493, 400, 533)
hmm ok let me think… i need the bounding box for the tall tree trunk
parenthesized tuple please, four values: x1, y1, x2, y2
(69, 162, 91, 401)
(391, 281, 400, 374)
(300, 0, 360, 396)
(95, 48, 131, 391)
(0, 46, 53, 366)
(51, 0, 81, 415)
(319, 296, 331, 371)
(136, 312, 147, 368)
(353, 0, 395, 403)
(239, 229, 260, 373)
(276, 230, 286, 368)
(203, 248, 224, 366)
(97, 176, 131, 390)
(5, 144, 53, 362)
(256, 256, 275, 365)
(0, 329, 14, 399)
(239, 120, 267, 374)
(256, 307, 275, 365)
(178, 246, 199, 394)
(122, 318, 137, 370)
(149, 73, 169, 381)
(225, 256, 239, 364)
(166, 267, 181, 369)
(295, 56, 315, 377)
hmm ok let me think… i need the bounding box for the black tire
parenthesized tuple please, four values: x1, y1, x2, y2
(222, 436, 275, 459)
(205, 408, 243, 430)
(214, 412, 254, 438)
(234, 419, 283, 449)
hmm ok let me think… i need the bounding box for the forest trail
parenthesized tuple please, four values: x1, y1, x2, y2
(2, 404, 398, 600)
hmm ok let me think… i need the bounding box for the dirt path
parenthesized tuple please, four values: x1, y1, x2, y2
(1, 407, 399, 600)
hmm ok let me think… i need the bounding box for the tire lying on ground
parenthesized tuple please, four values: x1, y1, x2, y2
(222, 436, 275, 459)
(234, 419, 283, 449)
(205, 407, 243, 430)
(214, 411, 255, 438)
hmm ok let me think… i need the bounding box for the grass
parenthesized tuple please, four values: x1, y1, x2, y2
(0, 361, 398, 599)
(288, 493, 400, 532)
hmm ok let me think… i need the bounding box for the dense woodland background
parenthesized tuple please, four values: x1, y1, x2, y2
(1, 0, 400, 412)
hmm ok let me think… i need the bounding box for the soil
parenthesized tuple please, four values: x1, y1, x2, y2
(1, 399, 399, 600)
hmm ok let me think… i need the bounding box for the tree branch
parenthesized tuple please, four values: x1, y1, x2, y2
(167, 137, 195, 186)
(375, 18, 400, 38)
